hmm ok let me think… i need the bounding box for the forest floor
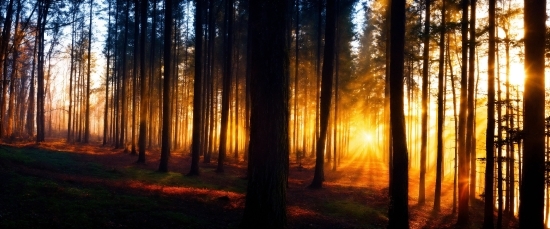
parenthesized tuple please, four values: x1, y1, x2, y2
(0, 139, 518, 228)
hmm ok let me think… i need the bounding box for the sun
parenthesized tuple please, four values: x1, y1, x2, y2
(507, 63, 525, 87)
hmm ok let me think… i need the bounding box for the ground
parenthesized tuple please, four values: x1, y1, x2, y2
(0, 139, 517, 228)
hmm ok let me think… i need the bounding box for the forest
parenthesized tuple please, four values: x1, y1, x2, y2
(0, 0, 548, 228)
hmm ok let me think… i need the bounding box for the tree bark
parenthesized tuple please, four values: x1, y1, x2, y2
(188, 0, 204, 176)
(309, 0, 336, 189)
(387, 0, 409, 226)
(159, 0, 173, 172)
(240, 0, 290, 227)
(457, 0, 469, 224)
(137, 0, 148, 163)
(419, 0, 430, 206)
(433, 0, 445, 212)
(217, 0, 234, 173)
(519, 0, 546, 227)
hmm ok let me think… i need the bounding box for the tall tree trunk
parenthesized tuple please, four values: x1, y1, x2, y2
(0, 0, 15, 139)
(26, 29, 37, 138)
(457, 0, 469, 224)
(387, 0, 408, 226)
(433, 0, 445, 212)
(104, 0, 112, 145)
(119, 0, 130, 149)
(519, 0, 546, 227)
(188, 0, 204, 176)
(419, 0, 430, 206)
(159, 0, 173, 172)
(137, 0, 148, 163)
(483, 0, 495, 227)
(309, 0, 336, 189)
(467, 0, 476, 204)
(36, 0, 50, 142)
(240, 0, 290, 227)
(130, 0, 140, 154)
(217, 0, 233, 173)
(7, 0, 22, 137)
(84, 0, 93, 143)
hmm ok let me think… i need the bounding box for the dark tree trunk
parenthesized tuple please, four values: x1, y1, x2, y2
(240, 0, 290, 227)
(519, 0, 546, 227)
(0, 0, 14, 139)
(418, 0, 430, 206)
(387, 0, 408, 226)
(188, 0, 204, 176)
(104, 0, 112, 145)
(483, 0, 495, 227)
(119, 0, 130, 149)
(457, 0, 470, 224)
(7, 0, 22, 137)
(84, 0, 93, 143)
(433, 0, 445, 212)
(159, 0, 173, 172)
(309, 0, 336, 189)
(217, 0, 234, 173)
(36, 0, 50, 142)
(138, 0, 148, 163)
(467, 0, 477, 204)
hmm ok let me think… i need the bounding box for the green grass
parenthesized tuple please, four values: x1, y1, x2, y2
(0, 170, 217, 228)
(0, 145, 242, 228)
(323, 199, 388, 228)
(0, 146, 114, 178)
(121, 166, 247, 193)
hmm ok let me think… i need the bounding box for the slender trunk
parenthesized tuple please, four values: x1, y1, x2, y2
(433, 0, 445, 212)
(419, 0, 430, 205)
(188, 0, 204, 176)
(309, 0, 336, 189)
(457, 0, 470, 224)
(467, 0, 476, 203)
(159, 0, 173, 172)
(84, 0, 93, 143)
(137, 0, 148, 163)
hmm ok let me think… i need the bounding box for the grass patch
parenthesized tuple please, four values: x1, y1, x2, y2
(121, 166, 247, 193)
(0, 146, 114, 178)
(0, 169, 223, 228)
(323, 199, 388, 227)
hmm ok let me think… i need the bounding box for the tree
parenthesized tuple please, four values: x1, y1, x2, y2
(309, 0, 336, 189)
(137, 0, 148, 163)
(483, 0, 495, 227)
(159, 0, 173, 172)
(0, 0, 15, 139)
(84, 0, 93, 143)
(36, 0, 52, 142)
(217, 0, 234, 173)
(433, 0, 445, 212)
(519, 0, 546, 227)
(457, 0, 469, 224)
(387, 0, 408, 226)
(188, 0, 204, 176)
(418, 0, 430, 206)
(240, 0, 290, 227)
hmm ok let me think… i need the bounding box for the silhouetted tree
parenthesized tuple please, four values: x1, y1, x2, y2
(159, 0, 173, 172)
(418, 0, 430, 205)
(310, 0, 336, 189)
(387, 0, 409, 226)
(519, 0, 546, 227)
(188, 0, 204, 176)
(483, 0, 495, 227)
(240, 0, 290, 227)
